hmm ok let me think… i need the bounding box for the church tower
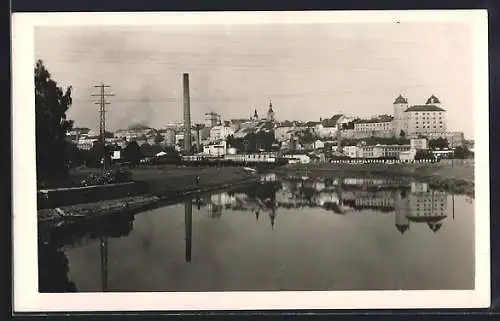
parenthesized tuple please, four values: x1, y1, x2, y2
(393, 94, 409, 138)
(267, 100, 275, 121)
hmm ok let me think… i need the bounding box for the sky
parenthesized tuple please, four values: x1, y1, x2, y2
(35, 22, 474, 138)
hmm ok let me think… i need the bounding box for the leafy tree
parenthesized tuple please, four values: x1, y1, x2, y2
(123, 141, 142, 166)
(35, 60, 74, 180)
(154, 133, 164, 144)
(454, 146, 472, 159)
(415, 149, 435, 160)
(64, 142, 85, 167)
(429, 137, 449, 149)
(140, 143, 163, 157)
(297, 130, 316, 145)
(88, 140, 112, 167)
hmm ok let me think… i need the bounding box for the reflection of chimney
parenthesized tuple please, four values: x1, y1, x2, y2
(183, 73, 191, 153)
(185, 200, 192, 262)
(100, 236, 108, 291)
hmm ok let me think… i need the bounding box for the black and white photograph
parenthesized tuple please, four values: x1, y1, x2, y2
(12, 10, 490, 311)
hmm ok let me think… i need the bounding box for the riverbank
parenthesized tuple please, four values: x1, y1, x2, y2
(275, 162, 474, 197)
(38, 166, 259, 230)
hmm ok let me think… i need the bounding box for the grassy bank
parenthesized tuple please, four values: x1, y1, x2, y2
(275, 162, 474, 197)
(38, 166, 260, 230)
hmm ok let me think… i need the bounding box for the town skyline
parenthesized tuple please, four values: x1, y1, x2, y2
(35, 22, 474, 138)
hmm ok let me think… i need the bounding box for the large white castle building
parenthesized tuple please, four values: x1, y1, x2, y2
(392, 94, 447, 138)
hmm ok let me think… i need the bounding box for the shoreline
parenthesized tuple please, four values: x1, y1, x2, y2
(274, 163, 474, 197)
(38, 168, 260, 232)
(38, 162, 475, 233)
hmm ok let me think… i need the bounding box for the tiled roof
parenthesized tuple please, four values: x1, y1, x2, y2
(404, 105, 445, 112)
(355, 118, 393, 124)
(322, 114, 344, 127)
(426, 95, 441, 104)
(393, 94, 408, 104)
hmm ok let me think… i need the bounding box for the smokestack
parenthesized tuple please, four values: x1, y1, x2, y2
(183, 73, 191, 153)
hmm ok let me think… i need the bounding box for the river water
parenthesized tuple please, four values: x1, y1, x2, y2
(39, 174, 475, 292)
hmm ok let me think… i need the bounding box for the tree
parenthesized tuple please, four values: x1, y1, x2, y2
(88, 141, 112, 168)
(154, 133, 164, 144)
(429, 137, 449, 150)
(454, 146, 471, 159)
(123, 141, 142, 166)
(140, 143, 163, 157)
(35, 60, 74, 181)
(64, 142, 85, 167)
(415, 149, 435, 160)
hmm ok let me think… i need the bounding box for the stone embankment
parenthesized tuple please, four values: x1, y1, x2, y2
(38, 166, 259, 230)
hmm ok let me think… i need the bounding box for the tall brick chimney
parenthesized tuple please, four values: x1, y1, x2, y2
(183, 73, 191, 153)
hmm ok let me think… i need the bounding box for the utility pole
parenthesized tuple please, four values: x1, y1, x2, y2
(91, 83, 114, 173)
(92, 84, 113, 291)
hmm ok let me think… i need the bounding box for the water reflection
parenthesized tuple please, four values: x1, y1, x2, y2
(192, 177, 454, 234)
(40, 174, 473, 292)
(39, 213, 135, 293)
(185, 199, 192, 263)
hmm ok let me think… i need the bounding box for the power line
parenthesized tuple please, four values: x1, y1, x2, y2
(91, 83, 114, 172)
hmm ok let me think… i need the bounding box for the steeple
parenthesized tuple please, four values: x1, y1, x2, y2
(253, 108, 259, 120)
(267, 100, 275, 121)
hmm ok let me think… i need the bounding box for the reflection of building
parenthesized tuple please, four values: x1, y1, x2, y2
(394, 188, 448, 234)
(207, 202, 223, 218)
(411, 182, 428, 193)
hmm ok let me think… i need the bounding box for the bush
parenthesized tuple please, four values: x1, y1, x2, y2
(80, 168, 132, 186)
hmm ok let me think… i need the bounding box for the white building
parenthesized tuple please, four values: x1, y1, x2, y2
(392, 94, 409, 136)
(205, 111, 221, 128)
(314, 124, 337, 138)
(343, 146, 362, 158)
(399, 148, 417, 161)
(354, 120, 393, 132)
(410, 138, 428, 150)
(275, 126, 296, 142)
(163, 129, 176, 146)
(210, 126, 235, 142)
(203, 140, 227, 156)
(392, 94, 447, 137)
(313, 140, 325, 150)
(283, 154, 311, 164)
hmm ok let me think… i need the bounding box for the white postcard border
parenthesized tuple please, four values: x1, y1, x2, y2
(12, 10, 490, 312)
